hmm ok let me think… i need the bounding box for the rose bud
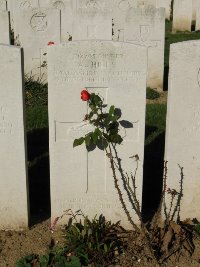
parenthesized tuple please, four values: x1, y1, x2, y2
(48, 41, 55, 46)
(81, 90, 90, 101)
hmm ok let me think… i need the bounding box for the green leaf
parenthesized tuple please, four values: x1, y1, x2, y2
(104, 243, 108, 253)
(97, 137, 108, 150)
(85, 133, 93, 146)
(39, 254, 49, 266)
(73, 137, 85, 148)
(106, 122, 119, 134)
(92, 132, 98, 144)
(109, 134, 123, 144)
(119, 120, 133, 128)
(109, 105, 115, 116)
(69, 256, 81, 267)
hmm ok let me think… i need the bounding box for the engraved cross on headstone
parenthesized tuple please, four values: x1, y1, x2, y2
(127, 25, 161, 48)
(87, 25, 97, 39)
(55, 87, 108, 194)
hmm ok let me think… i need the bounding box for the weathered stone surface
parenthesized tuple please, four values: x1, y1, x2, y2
(165, 40, 200, 220)
(156, 0, 171, 20)
(112, 0, 138, 41)
(38, 0, 74, 42)
(192, 0, 199, 20)
(0, 44, 29, 230)
(72, 1, 112, 40)
(0, 11, 10, 44)
(48, 41, 147, 228)
(14, 8, 60, 82)
(172, 0, 192, 32)
(0, 0, 7, 10)
(123, 6, 165, 90)
(196, 8, 200, 31)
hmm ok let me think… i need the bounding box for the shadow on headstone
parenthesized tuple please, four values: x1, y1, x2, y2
(27, 128, 50, 226)
(142, 131, 165, 222)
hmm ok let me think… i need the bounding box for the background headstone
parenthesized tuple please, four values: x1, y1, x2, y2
(192, 0, 198, 20)
(165, 40, 200, 220)
(172, 0, 192, 32)
(48, 41, 147, 228)
(38, 0, 74, 42)
(0, 44, 29, 230)
(72, 0, 112, 40)
(112, 0, 138, 41)
(196, 7, 200, 31)
(124, 6, 165, 90)
(156, 0, 171, 20)
(0, 0, 7, 10)
(137, 0, 156, 8)
(14, 8, 60, 82)
(0, 11, 10, 44)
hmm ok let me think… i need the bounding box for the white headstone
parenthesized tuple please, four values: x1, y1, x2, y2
(112, 0, 138, 41)
(0, 11, 10, 44)
(12, 0, 39, 35)
(192, 0, 198, 20)
(137, 0, 156, 8)
(165, 40, 200, 220)
(0, 44, 28, 230)
(72, 0, 112, 40)
(156, 0, 171, 20)
(48, 41, 147, 228)
(0, 0, 7, 10)
(172, 0, 192, 32)
(196, 8, 200, 31)
(12, 0, 38, 9)
(124, 6, 165, 90)
(38, 0, 74, 42)
(14, 8, 60, 82)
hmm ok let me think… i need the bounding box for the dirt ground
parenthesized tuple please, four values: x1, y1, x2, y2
(1, 218, 200, 267)
(146, 91, 168, 104)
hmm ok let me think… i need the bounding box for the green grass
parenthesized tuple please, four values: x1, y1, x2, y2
(146, 88, 160, 100)
(26, 106, 48, 131)
(145, 104, 167, 145)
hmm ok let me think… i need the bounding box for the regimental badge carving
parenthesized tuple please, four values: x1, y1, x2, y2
(30, 12, 47, 32)
(118, 0, 131, 11)
(86, 0, 100, 9)
(53, 0, 65, 10)
(19, 0, 31, 8)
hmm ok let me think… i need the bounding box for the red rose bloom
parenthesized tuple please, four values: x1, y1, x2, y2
(81, 90, 90, 101)
(48, 41, 55, 46)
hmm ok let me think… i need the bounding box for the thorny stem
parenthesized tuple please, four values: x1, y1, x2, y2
(171, 165, 184, 222)
(107, 144, 157, 262)
(106, 144, 140, 233)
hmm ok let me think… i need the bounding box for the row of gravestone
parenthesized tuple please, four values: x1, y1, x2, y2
(1, 0, 200, 37)
(0, 39, 200, 230)
(1, 1, 166, 90)
(0, 0, 200, 92)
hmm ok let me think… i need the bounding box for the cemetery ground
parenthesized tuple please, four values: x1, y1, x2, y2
(2, 22, 200, 266)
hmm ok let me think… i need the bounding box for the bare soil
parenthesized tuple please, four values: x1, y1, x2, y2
(0, 218, 200, 267)
(146, 91, 168, 105)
